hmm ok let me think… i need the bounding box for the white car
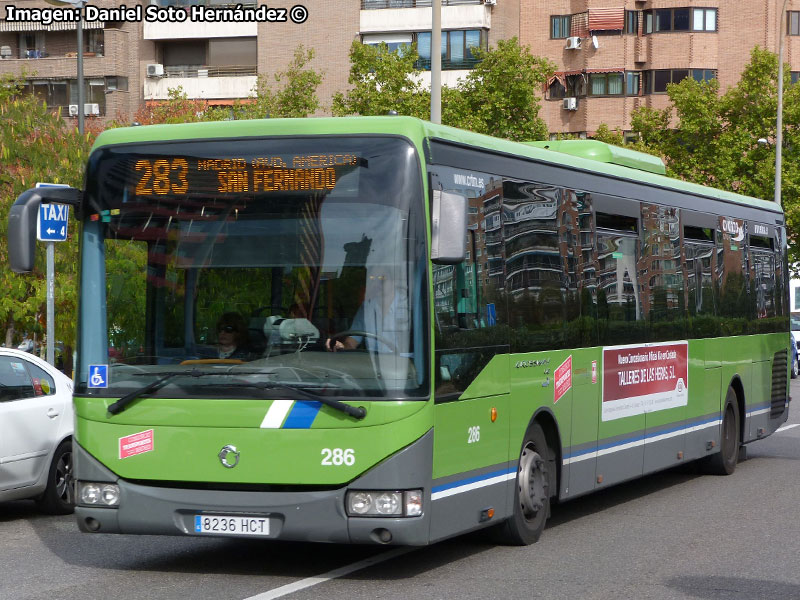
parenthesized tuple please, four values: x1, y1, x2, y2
(0, 348, 74, 513)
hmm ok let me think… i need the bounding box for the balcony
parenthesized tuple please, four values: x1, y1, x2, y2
(143, 3, 257, 39)
(360, 1, 490, 33)
(144, 65, 257, 101)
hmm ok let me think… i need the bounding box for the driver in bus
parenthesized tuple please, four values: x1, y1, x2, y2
(327, 269, 408, 354)
(216, 312, 250, 360)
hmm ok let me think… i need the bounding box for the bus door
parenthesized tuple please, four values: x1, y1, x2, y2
(429, 168, 511, 541)
(640, 205, 688, 474)
(594, 208, 646, 487)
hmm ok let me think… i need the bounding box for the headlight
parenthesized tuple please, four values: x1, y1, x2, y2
(345, 490, 423, 517)
(78, 482, 120, 507)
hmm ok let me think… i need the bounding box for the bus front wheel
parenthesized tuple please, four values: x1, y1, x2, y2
(495, 422, 551, 545)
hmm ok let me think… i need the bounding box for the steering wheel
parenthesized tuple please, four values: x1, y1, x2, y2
(329, 330, 398, 354)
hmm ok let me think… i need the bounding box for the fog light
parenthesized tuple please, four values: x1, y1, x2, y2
(78, 482, 120, 507)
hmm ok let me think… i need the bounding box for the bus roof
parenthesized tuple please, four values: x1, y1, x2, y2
(91, 116, 781, 215)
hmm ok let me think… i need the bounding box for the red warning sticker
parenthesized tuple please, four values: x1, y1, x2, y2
(554, 356, 572, 403)
(119, 429, 154, 459)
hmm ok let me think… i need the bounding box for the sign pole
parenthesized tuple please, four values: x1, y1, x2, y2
(46, 242, 55, 365)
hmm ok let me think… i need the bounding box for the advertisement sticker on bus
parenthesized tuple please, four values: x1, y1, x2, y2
(554, 355, 572, 403)
(602, 342, 688, 421)
(119, 429, 155, 459)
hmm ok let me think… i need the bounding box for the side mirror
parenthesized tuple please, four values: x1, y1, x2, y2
(431, 190, 467, 264)
(7, 187, 81, 273)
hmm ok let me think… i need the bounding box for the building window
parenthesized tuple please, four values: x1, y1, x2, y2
(551, 15, 571, 39)
(692, 69, 717, 83)
(416, 30, 484, 70)
(626, 71, 641, 95)
(625, 10, 639, 34)
(362, 33, 412, 54)
(589, 72, 624, 96)
(548, 78, 566, 99)
(791, 71, 800, 84)
(644, 7, 717, 33)
(789, 11, 800, 36)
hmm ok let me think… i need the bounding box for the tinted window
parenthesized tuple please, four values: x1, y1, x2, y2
(0, 357, 35, 402)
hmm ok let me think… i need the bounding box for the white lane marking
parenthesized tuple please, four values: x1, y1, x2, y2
(242, 547, 414, 600)
(776, 423, 799, 433)
(260, 400, 294, 429)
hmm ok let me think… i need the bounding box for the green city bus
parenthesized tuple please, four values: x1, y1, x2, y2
(8, 116, 790, 545)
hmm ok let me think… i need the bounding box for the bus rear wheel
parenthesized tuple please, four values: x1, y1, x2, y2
(495, 422, 551, 545)
(703, 387, 740, 476)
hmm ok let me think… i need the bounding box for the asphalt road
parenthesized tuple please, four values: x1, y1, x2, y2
(3, 383, 800, 600)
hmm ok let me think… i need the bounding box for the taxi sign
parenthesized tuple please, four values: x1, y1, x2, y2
(36, 183, 71, 242)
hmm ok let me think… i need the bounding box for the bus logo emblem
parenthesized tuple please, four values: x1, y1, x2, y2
(218, 445, 240, 468)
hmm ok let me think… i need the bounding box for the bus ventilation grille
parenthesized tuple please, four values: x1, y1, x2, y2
(771, 349, 788, 419)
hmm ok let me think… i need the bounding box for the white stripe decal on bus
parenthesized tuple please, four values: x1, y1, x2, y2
(431, 472, 515, 501)
(563, 418, 721, 465)
(260, 400, 294, 429)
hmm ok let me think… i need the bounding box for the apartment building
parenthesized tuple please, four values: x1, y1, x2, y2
(0, 0, 796, 135)
(528, 0, 800, 137)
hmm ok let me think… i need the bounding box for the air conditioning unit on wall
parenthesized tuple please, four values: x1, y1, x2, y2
(565, 36, 582, 50)
(146, 63, 164, 77)
(563, 97, 578, 111)
(68, 104, 78, 116)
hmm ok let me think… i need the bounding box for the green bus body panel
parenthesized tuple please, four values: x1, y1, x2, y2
(74, 399, 432, 485)
(73, 396, 425, 429)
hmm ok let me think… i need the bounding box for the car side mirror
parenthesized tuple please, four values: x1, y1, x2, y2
(431, 190, 467, 264)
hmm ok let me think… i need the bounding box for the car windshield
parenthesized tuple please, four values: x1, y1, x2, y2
(75, 135, 428, 400)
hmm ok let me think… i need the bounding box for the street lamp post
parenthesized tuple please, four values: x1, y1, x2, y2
(430, 0, 441, 124)
(45, 0, 85, 134)
(776, 0, 790, 207)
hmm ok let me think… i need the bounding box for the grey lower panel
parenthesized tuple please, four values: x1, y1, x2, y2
(428, 478, 513, 543)
(75, 430, 434, 545)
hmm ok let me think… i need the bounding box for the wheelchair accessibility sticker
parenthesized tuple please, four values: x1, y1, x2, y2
(88, 364, 109, 388)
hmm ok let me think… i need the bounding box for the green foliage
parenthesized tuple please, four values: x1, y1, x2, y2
(592, 123, 624, 146)
(446, 38, 555, 141)
(332, 41, 429, 119)
(627, 47, 800, 271)
(0, 73, 95, 350)
(334, 38, 555, 141)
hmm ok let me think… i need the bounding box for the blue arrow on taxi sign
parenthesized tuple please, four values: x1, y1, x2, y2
(36, 183, 70, 242)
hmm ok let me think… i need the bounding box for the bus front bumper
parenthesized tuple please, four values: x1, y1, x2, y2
(73, 432, 433, 546)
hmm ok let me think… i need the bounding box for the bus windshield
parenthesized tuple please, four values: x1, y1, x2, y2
(76, 135, 428, 401)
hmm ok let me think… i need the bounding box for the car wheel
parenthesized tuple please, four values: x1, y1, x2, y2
(792, 358, 798, 379)
(36, 440, 74, 515)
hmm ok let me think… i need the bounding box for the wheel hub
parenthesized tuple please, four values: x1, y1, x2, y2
(518, 444, 547, 519)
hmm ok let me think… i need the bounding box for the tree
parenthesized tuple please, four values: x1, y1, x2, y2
(444, 38, 556, 141)
(333, 38, 556, 141)
(0, 73, 96, 351)
(627, 47, 800, 268)
(331, 41, 430, 119)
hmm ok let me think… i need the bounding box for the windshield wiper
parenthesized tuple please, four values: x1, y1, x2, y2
(107, 368, 251, 415)
(206, 381, 367, 420)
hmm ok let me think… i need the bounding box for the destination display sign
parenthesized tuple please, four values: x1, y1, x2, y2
(131, 153, 361, 197)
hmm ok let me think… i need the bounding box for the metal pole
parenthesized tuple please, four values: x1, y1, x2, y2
(775, 0, 789, 207)
(77, 7, 84, 135)
(46, 242, 55, 365)
(430, 0, 441, 124)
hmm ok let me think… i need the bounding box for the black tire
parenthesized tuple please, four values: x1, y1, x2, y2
(704, 388, 740, 476)
(493, 422, 552, 545)
(36, 440, 74, 515)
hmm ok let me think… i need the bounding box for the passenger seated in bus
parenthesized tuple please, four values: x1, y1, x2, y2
(216, 312, 250, 360)
(326, 269, 408, 354)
